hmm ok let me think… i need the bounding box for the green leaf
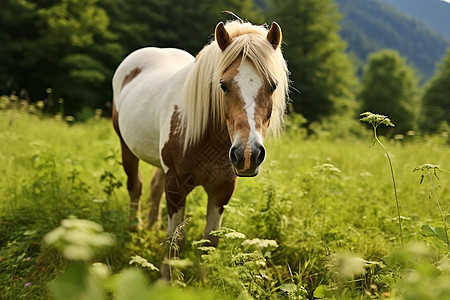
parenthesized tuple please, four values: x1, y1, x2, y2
(314, 284, 332, 298)
(113, 268, 152, 300)
(421, 224, 448, 244)
(433, 227, 449, 244)
(278, 283, 298, 293)
(192, 239, 211, 248)
(51, 264, 104, 300)
(421, 224, 438, 237)
(209, 227, 246, 239)
(129, 255, 159, 271)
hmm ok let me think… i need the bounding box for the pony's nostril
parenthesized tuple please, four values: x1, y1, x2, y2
(255, 145, 266, 165)
(229, 146, 238, 165)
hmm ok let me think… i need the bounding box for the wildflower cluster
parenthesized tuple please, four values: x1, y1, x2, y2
(359, 112, 395, 128)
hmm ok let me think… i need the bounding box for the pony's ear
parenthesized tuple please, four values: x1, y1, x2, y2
(215, 22, 232, 51)
(267, 22, 282, 50)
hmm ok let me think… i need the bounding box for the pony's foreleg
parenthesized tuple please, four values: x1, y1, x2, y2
(147, 168, 165, 229)
(120, 139, 143, 230)
(204, 181, 236, 247)
(161, 171, 194, 281)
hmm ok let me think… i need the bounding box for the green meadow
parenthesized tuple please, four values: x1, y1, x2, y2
(1, 106, 449, 299)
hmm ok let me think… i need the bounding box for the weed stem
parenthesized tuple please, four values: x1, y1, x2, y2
(427, 171, 450, 245)
(374, 126, 404, 248)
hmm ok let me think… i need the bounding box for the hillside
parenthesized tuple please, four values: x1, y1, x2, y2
(335, 0, 450, 80)
(381, 0, 450, 40)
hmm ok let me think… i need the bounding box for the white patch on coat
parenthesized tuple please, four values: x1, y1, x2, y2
(234, 60, 264, 145)
(204, 205, 223, 237)
(167, 208, 185, 236)
(112, 47, 195, 169)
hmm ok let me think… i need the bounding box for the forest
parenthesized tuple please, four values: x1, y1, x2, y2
(1, 0, 449, 132)
(1, 0, 450, 299)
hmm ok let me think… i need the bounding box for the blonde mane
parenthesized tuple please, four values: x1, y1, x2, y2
(181, 21, 289, 148)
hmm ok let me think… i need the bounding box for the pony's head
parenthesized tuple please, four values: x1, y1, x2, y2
(216, 22, 284, 176)
(182, 21, 289, 177)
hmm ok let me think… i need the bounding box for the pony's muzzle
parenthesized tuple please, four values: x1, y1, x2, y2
(229, 143, 266, 177)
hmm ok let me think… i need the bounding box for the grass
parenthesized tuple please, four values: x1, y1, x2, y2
(0, 107, 449, 299)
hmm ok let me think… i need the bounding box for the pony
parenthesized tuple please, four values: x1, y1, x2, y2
(112, 20, 289, 278)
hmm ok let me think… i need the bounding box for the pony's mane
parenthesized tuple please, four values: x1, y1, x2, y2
(181, 21, 289, 148)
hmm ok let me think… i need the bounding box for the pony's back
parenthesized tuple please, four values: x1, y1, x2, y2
(113, 47, 194, 112)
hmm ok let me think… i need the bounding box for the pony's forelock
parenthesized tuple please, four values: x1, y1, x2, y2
(181, 21, 289, 149)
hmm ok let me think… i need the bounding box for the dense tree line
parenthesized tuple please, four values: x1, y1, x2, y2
(1, 0, 121, 116)
(1, 0, 449, 135)
(269, 0, 358, 123)
(0, 0, 262, 117)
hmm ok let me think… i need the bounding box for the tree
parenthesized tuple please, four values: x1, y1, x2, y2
(0, 0, 43, 97)
(0, 0, 123, 115)
(38, 0, 124, 115)
(358, 50, 419, 134)
(1, 0, 264, 116)
(420, 49, 450, 133)
(101, 0, 264, 57)
(268, 0, 358, 123)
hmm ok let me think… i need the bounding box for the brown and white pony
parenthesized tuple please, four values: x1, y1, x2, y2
(112, 20, 289, 277)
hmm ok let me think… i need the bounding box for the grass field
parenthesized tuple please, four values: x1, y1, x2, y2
(0, 106, 449, 299)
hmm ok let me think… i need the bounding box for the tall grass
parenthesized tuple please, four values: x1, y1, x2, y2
(0, 105, 449, 299)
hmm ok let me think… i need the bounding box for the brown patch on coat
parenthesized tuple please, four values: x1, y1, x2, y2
(253, 83, 274, 139)
(122, 67, 142, 89)
(161, 106, 236, 217)
(112, 103, 121, 137)
(221, 57, 250, 143)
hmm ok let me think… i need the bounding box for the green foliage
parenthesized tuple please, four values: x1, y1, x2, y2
(390, 242, 450, 300)
(0, 0, 267, 116)
(1, 0, 449, 135)
(38, 0, 110, 48)
(129, 255, 159, 271)
(420, 49, 450, 134)
(358, 50, 419, 134)
(414, 164, 450, 249)
(269, 0, 358, 124)
(0, 0, 122, 115)
(44, 217, 115, 261)
(1, 109, 450, 299)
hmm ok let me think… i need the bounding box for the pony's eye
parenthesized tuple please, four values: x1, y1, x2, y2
(219, 81, 229, 93)
(270, 81, 278, 93)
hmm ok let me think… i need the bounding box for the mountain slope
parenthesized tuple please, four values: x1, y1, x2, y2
(335, 0, 450, 80)
(381, 0, 450, 40)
